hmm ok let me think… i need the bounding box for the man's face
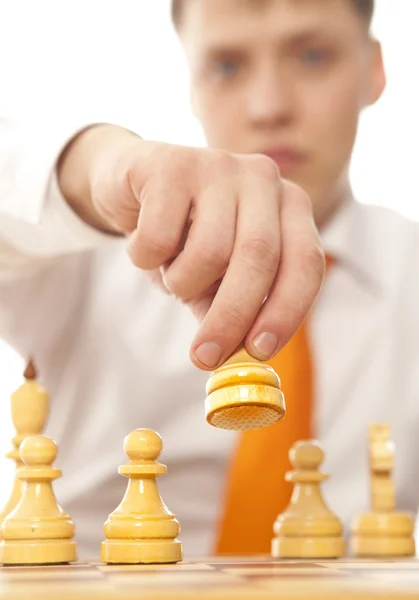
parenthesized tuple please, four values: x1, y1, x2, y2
(179, 0, 385, 226)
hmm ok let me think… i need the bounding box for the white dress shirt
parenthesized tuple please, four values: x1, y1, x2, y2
(1, 117, 419, 559)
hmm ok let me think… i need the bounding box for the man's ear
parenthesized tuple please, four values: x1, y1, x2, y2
(365, 40, 386, 107)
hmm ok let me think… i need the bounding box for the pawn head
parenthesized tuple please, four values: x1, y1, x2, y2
(124, 429, 163, 461)
(290, 440, 324, 470)
(20, 435, 57, 466)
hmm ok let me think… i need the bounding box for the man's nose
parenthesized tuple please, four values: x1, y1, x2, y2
(244, 65, 295, 129)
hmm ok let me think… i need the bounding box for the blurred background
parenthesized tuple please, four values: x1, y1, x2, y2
(0, 0, 418, 501)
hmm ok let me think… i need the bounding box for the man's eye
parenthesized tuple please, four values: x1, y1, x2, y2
(215, 59, 239, 76)
(301, 49, 328, 64)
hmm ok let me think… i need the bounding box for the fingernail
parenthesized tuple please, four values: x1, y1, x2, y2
(195, 342, 222, 368)
(252, 332, 278, 359)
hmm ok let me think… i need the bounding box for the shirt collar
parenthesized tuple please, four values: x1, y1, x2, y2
(320, 195, 386, 298)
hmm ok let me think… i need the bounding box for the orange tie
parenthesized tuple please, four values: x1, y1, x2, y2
(215, 318, 313, 554)
(215, 257, 332, 554)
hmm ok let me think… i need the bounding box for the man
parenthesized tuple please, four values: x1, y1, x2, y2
(1, 0, 418, 558)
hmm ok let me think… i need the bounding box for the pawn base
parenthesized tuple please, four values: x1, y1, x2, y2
(0, 539, 77, 565)
(350, 534, 415, 557)
(271, 536, 345, 559)
(350, 510, 415, 557)
(101, 538, 183, 564)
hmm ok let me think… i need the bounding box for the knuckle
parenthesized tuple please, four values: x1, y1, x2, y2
(169, 147, 239, 185)
(196, 242, 231, 273)
(170, 146, 195, 178)
(219, 300, 247, 330)
(149, 145, 195, 186)
(284, 180, 313, 212)
(239, 237, 279, 275)
(206, 149, 238, 178)
(249, 154, 280, 182)
(162, 273, 186, 299)
(121, 165, 135, 200)
(127, 244, 141, 269)
(299, 242, 326, 278)
(296, 189, 313, 213)
(139, 232, 179, 266)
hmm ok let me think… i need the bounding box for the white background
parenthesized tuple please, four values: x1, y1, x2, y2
(0, 0, 418, 504)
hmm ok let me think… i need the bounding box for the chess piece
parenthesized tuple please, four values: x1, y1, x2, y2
(271, 440, 345, 558)
(350, 424, 415, 557)
(0, 360, 49, 526)
(101, 429, 183, 564)
(205, 346, 285, 430)
(0, 435, 77, 565)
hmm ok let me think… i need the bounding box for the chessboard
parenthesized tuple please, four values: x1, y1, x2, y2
(2, 556, 419, 599)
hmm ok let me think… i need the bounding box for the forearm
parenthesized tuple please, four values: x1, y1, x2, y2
(0, 117, 119, 283)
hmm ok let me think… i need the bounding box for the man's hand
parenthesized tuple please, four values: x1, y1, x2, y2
(58, 124, 325, 370)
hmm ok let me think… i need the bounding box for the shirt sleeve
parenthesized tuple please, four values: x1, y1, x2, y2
(0, 116, 118, 280)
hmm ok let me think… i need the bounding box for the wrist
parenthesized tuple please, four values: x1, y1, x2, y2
(57, 124, 137, 233)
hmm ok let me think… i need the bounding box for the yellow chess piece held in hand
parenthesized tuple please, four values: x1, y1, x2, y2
(205, 346, 285, 430)
(101, 429, 183, 564)
(0, 435, 77, 565)
(271, 440, 345, 559)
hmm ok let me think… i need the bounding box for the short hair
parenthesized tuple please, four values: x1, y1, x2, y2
(171, 0, 375, 31)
